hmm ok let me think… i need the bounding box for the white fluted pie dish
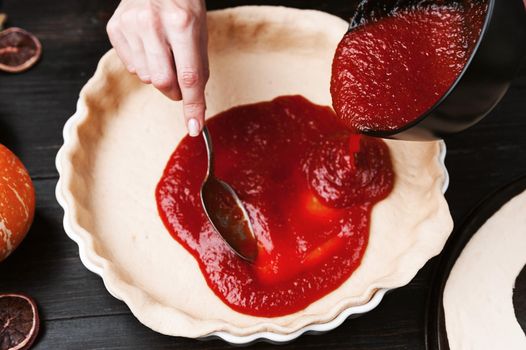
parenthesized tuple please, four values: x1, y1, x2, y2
(56, 6, 452, 344)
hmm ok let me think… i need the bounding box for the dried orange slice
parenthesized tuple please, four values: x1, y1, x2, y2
(0, 27, 42, 73)
(0, 293, 40, 350)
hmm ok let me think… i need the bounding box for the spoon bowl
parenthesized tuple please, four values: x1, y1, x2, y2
(200, 126, 258, 263)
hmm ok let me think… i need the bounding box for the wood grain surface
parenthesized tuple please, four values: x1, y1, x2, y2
(0, 0, 525, 349)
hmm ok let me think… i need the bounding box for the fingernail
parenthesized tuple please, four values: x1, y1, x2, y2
(187, 118, 201, 137)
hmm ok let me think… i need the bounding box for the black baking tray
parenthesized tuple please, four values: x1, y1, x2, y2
(425, 174, 526, 350)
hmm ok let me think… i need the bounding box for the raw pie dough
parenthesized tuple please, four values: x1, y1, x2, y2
(444, 189, 526, 350)
(57, 6, 453, 337)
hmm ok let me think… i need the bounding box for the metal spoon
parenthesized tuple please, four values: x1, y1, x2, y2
(200, 125, 258, 262)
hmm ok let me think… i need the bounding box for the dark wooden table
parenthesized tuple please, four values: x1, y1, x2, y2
(1, 1, 525, 349)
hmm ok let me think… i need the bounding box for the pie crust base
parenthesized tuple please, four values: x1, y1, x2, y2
(57, 6, 453, 338)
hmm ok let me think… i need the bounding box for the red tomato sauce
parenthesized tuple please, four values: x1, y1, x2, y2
(156, 96, 394, 317)
(331, 4, 486, 132)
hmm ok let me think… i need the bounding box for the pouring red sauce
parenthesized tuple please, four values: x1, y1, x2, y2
(156, 96, 394, 317)
(331, 4, 486, 132)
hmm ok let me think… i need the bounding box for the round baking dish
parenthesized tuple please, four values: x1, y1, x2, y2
(56, 6, 452, 344)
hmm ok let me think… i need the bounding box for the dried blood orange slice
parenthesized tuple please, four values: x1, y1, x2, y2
(0, 293, 39, 350)
(0, 27, 42, 73)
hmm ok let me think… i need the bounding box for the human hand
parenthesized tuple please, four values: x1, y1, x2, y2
(107, 0, 209, 136)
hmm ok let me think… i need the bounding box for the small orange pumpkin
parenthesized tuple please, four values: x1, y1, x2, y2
(0, 144, 35, 262)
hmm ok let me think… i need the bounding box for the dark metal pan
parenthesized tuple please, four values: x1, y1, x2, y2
(346, 0, 526, 141)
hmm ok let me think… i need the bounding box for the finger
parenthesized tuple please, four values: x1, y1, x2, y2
(120, 11, 150, 83)
(169, 31, 207, 137)
(106, 19, 136, 73)
(139, 11, 182, 100)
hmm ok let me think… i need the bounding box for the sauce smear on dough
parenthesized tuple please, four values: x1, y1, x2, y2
(156, 96, 394, 317)
(331, 4, 487, 131)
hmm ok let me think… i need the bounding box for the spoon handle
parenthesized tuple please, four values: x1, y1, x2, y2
(202, 125, 214, 177)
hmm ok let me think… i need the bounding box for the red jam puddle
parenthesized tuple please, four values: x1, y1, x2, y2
(331, 3, 486, 131)
(156, 96, 394, 317)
